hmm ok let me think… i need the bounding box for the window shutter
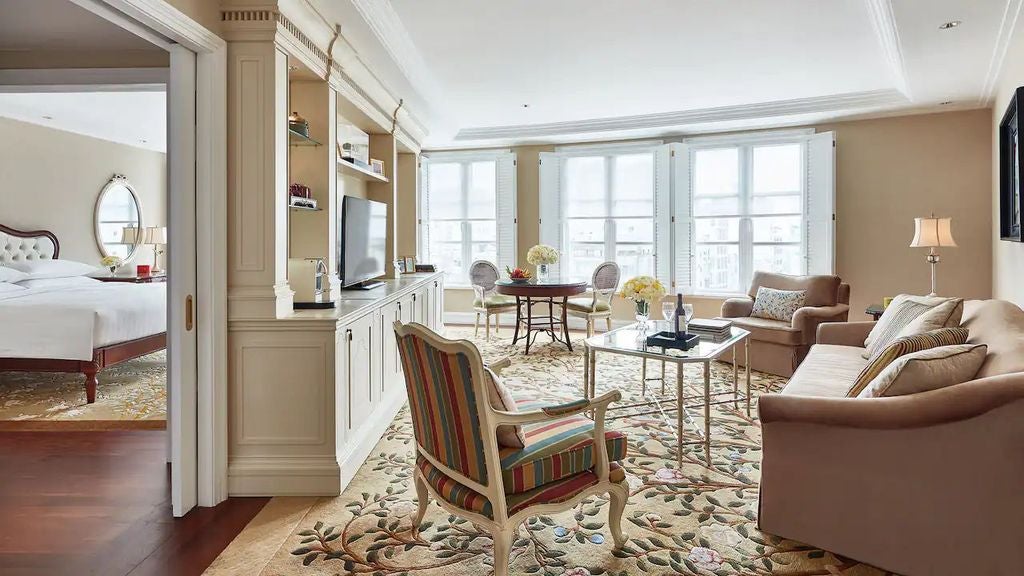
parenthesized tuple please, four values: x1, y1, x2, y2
(806, 131, 836, 275)
(654, 144, 672, 286)
(495, 153, 517, 273)
(538, 152, 562, 276)
(670, 143, 693, 291)
(418, 157, 431, 262)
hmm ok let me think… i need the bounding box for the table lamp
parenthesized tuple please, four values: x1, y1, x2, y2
(144, 226, 167, 273)
(910, 215, 956, 296)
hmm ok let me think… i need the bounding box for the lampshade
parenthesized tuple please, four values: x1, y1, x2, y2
(120, 226, 140, 244)
(144, 226, 167, 245)
(910, 217, 957, 248)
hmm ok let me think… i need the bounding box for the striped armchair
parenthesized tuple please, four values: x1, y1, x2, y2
(394, 322, 630, 576)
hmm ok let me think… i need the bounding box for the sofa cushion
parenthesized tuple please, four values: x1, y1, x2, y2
(858, 344, 988, 398)
(849, 327, 969, 397)
(781, 344, 869, 397)
(863, 295, 961, 358)
(730, 316, 803, 345)
(751, 287, 806, 322)
(748, 271, 841, 307)
(961, 300, 1024, 378)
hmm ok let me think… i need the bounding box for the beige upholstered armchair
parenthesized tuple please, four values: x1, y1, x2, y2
(566, 261, 620, 336)
(394, 322, 630, 576)
(720, 271, 850, 377)
(470, 260, 517, 339)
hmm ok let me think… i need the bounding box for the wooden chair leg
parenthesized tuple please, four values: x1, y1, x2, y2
(485, 313, 491, 340)
(495, 313, 500, 334)
(491, 526, 515, 576)
(412, 473, 429, 534)
(475, 312, 481, 337)
(84, 366, 99, 404)
(605, 317, 612, 332)
(608, 482, 629, 549)
(587, 317, 594, 338)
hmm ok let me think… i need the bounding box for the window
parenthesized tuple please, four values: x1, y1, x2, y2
(419, 152, 516, 286)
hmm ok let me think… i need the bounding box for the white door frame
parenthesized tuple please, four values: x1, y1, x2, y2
(73, 0, 229, 512)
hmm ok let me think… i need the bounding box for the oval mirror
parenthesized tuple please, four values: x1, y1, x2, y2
(94, 174, 144, 261)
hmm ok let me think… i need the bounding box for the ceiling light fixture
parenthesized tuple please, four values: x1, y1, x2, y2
(939, 20, 961, 30)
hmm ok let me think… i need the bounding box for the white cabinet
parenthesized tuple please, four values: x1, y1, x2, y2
(379, 299, 403, 397)
(343, 311, 376, 436)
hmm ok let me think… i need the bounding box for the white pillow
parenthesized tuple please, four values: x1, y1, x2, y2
(750, 287, 806, 322)
(858, 344, 988, 398)
(0, 266, 29, 283)
(16, 276, 101, 289)
(0, 282, 26, 294)
(863, 294, 960, 359)
(5, 259, 98, 279)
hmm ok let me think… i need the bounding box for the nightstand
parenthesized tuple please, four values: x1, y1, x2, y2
(92, 272, 168, 283)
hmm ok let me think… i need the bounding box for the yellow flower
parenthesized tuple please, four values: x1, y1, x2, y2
(621, 275, 665, 303)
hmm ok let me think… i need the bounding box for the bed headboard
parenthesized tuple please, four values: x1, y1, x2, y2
(0, 224, 60, 265)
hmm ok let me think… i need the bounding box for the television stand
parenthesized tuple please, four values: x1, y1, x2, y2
(345, 280, 384, 290)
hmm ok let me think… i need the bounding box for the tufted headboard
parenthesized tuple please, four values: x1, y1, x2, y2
(0, 224, 60, 266)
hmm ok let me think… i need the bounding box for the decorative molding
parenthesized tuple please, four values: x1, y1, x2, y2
(95, 0, 224, 53)
(0, 68, 167, 92)
(227, 455, 341, 496)
(980, 0, 1024, 104)
(454, 89, 910, 142)
(864, 0, 911, 100)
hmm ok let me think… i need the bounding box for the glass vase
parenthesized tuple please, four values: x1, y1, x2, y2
(634, 300, 651, 331)
(536, 263, 550, 282)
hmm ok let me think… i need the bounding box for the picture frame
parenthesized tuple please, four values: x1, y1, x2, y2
(394, 258, 406, 274)
(999, 86, 1024, 242)
(370, 159, 386, 177)
(404, 256, 415, 273)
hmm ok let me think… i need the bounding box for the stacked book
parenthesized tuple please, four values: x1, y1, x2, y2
(688, 318, 733, 342)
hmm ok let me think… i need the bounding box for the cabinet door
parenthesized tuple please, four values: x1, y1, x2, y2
(415, 287, 430, 328)
(335, 327, 349, 446)
(380, 300, 403, 396)
(346, 312, 375, 434)
(432, 277, 445, 329)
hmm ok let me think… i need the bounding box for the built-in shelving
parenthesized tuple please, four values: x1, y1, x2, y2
(338, 157, 388, 183)
(288, 203, 322, 212)
(289, 128, 321, 147)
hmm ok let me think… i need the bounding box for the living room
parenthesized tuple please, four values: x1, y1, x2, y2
(1, 1, 1022, 576)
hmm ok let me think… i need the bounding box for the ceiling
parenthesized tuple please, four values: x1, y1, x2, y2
(0, 91, 167, 152)
(0, 0, 162, 52)
(316, 0, 1023, 148)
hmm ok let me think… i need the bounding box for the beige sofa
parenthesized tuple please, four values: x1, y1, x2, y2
(757, 299, 1024, 575)
(721, 272, 850, 377)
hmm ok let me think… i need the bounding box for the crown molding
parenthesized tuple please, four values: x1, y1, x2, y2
(454, 89, 909, 142)
(91, 0, 224, 53)
(864, 0, 911, 100)
(980, 0, 1024, 105)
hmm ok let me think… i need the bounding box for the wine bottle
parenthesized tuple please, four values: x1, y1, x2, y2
(675, 293, 684, 338)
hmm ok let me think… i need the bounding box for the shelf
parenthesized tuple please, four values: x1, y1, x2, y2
(289, 204, 322, 212)
(288, 128, 321, 147)
(337, 157, 388, 183)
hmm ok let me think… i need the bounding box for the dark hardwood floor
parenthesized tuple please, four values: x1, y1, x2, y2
(0, 430, 269, 576)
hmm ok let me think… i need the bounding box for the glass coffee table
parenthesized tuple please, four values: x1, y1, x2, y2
(582, 321, 751, 466)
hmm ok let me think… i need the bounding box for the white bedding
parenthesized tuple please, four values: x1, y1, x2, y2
(0, 280, 166, 360)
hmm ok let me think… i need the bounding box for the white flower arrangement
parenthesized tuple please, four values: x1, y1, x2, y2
(620, 275, 666, 303)
(526, 244, 559, 265)
(100, 255, 123, 270)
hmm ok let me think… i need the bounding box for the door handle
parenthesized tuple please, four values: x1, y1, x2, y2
(185, 295, 194, 331)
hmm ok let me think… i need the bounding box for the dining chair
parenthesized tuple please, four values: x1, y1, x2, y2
(470, 260, 517, 339)
(566, 261, 621, 337)
(394, 321, 630, 576)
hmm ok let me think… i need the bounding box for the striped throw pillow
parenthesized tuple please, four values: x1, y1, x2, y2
(863, 295, 961, 359)
(847, 327, 969, 397)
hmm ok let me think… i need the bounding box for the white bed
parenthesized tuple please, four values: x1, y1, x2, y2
(0, 224, 168, 404)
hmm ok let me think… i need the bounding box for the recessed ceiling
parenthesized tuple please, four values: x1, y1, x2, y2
(0, 0, 162, 52)
(315, 0, 1023, 147)
(0, 91, 167, 152)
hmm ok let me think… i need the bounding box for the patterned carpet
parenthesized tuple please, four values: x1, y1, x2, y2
(245, 326, 889, 576)
(0, 351, 166, 421)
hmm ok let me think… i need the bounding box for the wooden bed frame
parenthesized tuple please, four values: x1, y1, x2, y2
(0, 224, 167, 404)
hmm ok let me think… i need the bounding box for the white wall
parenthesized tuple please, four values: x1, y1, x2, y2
(0, 116, 167, 268)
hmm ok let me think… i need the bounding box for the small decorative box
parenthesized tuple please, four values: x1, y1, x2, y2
(645, 331, 701, 351)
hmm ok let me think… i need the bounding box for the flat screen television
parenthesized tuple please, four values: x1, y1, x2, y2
(339, 196, 388, 289)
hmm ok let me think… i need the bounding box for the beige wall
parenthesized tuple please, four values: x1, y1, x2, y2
(991, 29, 1024, 307)
(440, 109, 993, 322)
(0, 116, 167, 267)
(165, 0, 222, 35)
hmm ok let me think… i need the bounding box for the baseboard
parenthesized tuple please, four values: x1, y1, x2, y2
(443, 311, 632, 332)
(338, 390, 407, 491)
(0, 419, 167, 431)
(227, 455, 341, 496)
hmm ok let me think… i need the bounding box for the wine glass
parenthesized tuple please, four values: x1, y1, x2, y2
(661, 301, 676, 326)
(681, 303, 695, 330)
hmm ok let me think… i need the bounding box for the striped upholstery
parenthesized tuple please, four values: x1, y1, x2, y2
(864, 296, 956, 358)
(397, 333, 488, 484)
(848, 327, 969, 397)
(418, 456, 626, 519)
(498, 399, 628, 494)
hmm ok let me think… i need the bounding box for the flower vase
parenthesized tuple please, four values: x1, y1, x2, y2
(109, 265, 118, 276)
(634, 300, 651, 332)
(536, 263, 550, 282)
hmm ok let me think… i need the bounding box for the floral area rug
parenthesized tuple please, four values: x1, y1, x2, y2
(254, 327, 889, 575)
(0, 351, 166, 421)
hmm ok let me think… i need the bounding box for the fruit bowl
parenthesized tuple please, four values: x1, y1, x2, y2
(505, 265, 532, 283)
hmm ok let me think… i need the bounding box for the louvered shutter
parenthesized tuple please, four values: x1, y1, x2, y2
(806, 132, 836, 275)
(495, 152, 517, 273)
(418, 157, 431, 262)
(670, 143, 694, 291)
(538, 152, 563, 276)
(654, 144, 673, 287)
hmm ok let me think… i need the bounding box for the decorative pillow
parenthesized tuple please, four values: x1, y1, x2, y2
(848, 327, 969, 397)
(5, 259, 98, 280)
(863, 295, 960, 359)
(858, 344, 988, 398)
(750, 287, 806, 322)
(484, 368, 526, 449)
(0, 266, 29, 284)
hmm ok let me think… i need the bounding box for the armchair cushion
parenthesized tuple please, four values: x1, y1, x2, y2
(565, 297, 611, 313)
(750, 286, 806, 322)
(497, 398, 627, 494)
(728, 316, 803, 346)
(417, 456, 625, 520)
(474, 294, 516, 309)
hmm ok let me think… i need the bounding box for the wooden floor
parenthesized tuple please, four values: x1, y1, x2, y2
(0, 430, 268, 576)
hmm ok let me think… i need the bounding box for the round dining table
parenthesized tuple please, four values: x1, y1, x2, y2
(494, 278, 587, 354)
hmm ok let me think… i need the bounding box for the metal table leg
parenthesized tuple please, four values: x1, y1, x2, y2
(745, 338, 751, 417)
(676, 359, 684, 467)
(561, 296, 573, 351)
(511, 296, 522, 345)
(704, 361, 712, 465)
(732, 345, 739, 410)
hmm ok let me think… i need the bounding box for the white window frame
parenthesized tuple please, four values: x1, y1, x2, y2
(418, 150, 516, 288)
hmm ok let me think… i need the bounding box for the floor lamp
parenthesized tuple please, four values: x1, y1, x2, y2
(910, 215, 956, 296)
